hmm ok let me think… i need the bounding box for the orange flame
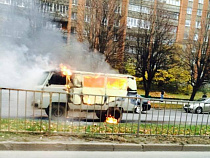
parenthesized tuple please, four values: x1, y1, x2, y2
(60, 64, 72, 92)
(60, 64, 72, 76)
(105, 115, 118, 124)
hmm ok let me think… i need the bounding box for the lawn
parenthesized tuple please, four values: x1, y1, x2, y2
(138, 89, 210, 100)
(0, 118, 209, 137)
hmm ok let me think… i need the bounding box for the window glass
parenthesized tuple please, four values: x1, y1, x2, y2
(49, 74, 66, 85)
(38, 72, 49, 85)
(185, 20, 191, 26)
(187, 8, 192, 14)
(197, 9, 202, 16)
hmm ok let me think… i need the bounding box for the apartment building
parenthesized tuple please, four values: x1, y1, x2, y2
(0, 0, 209, 52)
(36, 0, 209, 53)
(177, 0, 210, 43)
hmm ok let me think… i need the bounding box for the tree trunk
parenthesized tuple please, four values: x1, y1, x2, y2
(145, 89, 150, 98)
(144, 80, 151, 98)
(189, 86, 198, 101)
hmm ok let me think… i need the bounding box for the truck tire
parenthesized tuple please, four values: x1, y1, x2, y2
(96, 111, 107, 122)
(107, 107, 123, 123)
(46, 103, 67, 120)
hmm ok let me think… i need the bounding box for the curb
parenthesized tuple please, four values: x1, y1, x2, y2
(0, 142, 210, 151)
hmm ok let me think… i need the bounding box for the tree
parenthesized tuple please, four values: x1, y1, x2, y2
(131, 0, 177, 97)
(83, 0, 126, 72)
(153, 67, 191, 94)
(182, 11, 210, 101)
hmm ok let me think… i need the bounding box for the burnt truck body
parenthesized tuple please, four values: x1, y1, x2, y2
(33, 71, 150, 122)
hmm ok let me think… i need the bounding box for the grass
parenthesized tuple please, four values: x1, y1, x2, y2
(0, 118, 209, 137)
(151, 103, 183, 109)
(138, 89, 210, 100)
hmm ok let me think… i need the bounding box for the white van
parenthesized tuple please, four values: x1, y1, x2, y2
(33, 70, 143, 122)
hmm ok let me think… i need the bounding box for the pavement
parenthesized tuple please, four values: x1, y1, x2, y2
(0, 141, 210, 151)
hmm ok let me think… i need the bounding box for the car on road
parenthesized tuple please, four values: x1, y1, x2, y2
(183, 98, 210, 114)
(128, 94, 151, 113)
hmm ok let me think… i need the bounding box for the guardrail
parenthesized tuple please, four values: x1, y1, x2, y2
(0, 88, 209, 137)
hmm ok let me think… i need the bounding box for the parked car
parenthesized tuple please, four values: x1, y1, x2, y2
(183, 98, 210, 114)
(127, 94, 151, 113)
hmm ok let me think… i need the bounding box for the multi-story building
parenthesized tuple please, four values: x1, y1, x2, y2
(177, 0, 210, 43)
(0, 0, 209, 53)
(36, 0, 209, 54)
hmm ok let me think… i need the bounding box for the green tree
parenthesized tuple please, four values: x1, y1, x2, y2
(133, 0, 177, 97)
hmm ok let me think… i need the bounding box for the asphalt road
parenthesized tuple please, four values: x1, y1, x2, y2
(1, 102, 210, 125)
(0, 151, 209, 158)
(1, 107, 209, 126)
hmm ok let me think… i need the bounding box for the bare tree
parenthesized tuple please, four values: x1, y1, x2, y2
(131, 1, 177, 97)
(83, 0, 125, 71)
(183, 12, 210, 101)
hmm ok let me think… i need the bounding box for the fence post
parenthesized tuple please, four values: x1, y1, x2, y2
(137, 98, 142, 137)
(48, 92, 52, 134)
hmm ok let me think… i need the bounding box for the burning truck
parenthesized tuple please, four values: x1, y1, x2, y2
(32, 65, 151, 122)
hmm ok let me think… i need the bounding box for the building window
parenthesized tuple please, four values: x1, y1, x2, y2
(114, 34, 118, 41)
(185, 20, 191, 27)
(198, 0, 204, 4)
(71, 27, 76, 34)
(197, 9, 202, 16)
(84, 15, 90, 23)
(187, 7, 192, 14)
(72, 0, 78, 5)
(194, 34, 198, 41)
(128, 4, 150, 14)
(115, 6, 121, 13)
(127, 17, 150, 29)
(195, 21, 201, 28)
(71, 12, 77, 20)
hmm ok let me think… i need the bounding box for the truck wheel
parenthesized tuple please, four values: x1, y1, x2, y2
(107, 107, 123, 123)
(51, 105, 67, 120)
(45, 107, 49, 116)
(96, 111, 107, 122)
(45, 104, 67, 120)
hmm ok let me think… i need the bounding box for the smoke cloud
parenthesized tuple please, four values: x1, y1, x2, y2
(0, 0, 116, 90)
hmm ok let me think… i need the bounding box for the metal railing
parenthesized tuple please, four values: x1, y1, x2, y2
(0, 87, 209, 137)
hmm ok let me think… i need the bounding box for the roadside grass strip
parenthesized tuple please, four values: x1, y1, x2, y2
(0, 118, 209, 136)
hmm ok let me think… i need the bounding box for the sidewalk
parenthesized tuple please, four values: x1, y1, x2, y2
(0, 133, 209, 151)
(0, 141, 210, 151)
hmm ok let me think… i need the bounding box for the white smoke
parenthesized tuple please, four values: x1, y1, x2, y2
(0, 0, 117, 90)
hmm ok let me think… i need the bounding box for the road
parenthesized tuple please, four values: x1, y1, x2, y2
(1, 102, 210, 125)
(0, 151, 209, 158)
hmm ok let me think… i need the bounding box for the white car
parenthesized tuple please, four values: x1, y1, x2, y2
(183, 98, 210, 114)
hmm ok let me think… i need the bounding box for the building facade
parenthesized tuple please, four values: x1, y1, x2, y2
(0, 0, 209, 53)
(37, 0, 210, 54)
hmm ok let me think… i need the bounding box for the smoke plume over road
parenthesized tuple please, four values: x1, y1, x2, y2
(0, 0, 116, 89)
